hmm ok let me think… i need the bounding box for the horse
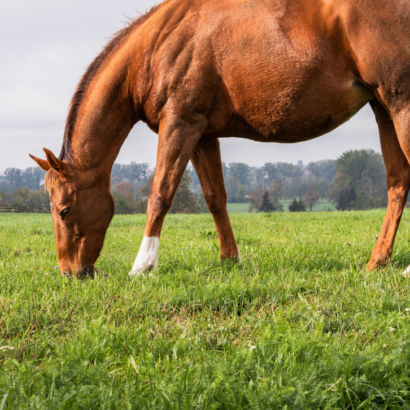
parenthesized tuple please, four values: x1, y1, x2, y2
(30, 0, 410, 278)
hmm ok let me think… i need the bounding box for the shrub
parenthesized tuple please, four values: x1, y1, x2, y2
(289, 198, 307, 212)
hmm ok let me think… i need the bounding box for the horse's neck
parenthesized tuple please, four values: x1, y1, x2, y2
(68, 54, 138, 172)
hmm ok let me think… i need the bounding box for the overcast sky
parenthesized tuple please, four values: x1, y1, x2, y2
(0, 0, 381, 173)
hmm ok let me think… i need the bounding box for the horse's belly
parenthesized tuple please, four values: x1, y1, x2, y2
(225, 79, 373, 143)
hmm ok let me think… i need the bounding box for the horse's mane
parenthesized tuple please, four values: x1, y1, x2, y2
(60, 4, 161, 165)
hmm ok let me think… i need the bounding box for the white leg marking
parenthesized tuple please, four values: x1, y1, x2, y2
(402, 265, 410, 277)
(235, 247, 242, 263)
(129, 237, 160, 276)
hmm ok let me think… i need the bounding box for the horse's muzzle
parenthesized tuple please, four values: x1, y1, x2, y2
(63, 266, 98, 279)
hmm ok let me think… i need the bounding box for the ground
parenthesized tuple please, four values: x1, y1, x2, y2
(1, 210, 410, 409)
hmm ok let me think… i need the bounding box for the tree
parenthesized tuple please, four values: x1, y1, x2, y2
(228, 163, 251, 185)
(327, 150, 386, 210)
(4, 168, 23, 190)
(247, 190, 283, 213)
(22, 167, 46, 190)
(302, 184, 320, 211)
(113, 181, 134, 198)
(252, 168, 269, 192)
(263, 163, 278, 181)
(30, 190, 50, 207)
(0, 166, 45, 193)
(306, 160, 336, 200)
(188, 165, 201, 193)
(112, 181, 137, 214)
(259, 192, 275, 212)
(269, 179, 284, 203)
(197, 193, 210, 213)
(222, 162, 228, 179)
(225, 175, 240, 203)
(276, 162, 304, 179)
(131, 174, 155, 214)
(112, 192, 133, 214)
(12, 187, 30, 205)
(136, 174, 154, 199)
(307, 160, 336, 181)
(335, 186, 357, 211)
(289, 198, 308, 212)
(0, 191, 11, 204)
(169, 170, 199, 214)
(247, 191, 262, 213)
(235, 184, 246, 202)
(111, 162, 150, 189)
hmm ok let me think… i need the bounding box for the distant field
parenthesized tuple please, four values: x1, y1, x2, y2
(227, 201, 336, 213)
(227, 202, 251, 213)
(1, 210, 410, 408)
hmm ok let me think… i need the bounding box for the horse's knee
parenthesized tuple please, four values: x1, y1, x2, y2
(204, 190, 227, 215)
(148, 193, 173, 217)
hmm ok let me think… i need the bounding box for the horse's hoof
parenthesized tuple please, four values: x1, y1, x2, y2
(128, 264, 155, 277)
(221, 249, 242, 264)
(402, 266, 410, 277)
(128, 269, 144, 277)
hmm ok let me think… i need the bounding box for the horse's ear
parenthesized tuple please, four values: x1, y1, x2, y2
(29, 154, 51, 171)
(43, 148, 68, 175)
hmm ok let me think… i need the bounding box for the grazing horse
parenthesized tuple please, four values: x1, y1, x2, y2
(30, 0, 410, 278)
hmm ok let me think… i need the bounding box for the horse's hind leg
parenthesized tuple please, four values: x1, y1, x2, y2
(129, 113, 206, 275)
(191, 138, 240, 261)
(367, 99, 410, 271)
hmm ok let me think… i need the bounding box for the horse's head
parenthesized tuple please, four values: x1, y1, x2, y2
(30, 148, 114, 278)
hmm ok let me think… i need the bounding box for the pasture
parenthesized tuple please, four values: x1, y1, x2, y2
(1, 210, 410, 409)
(227, 201, 336, 213)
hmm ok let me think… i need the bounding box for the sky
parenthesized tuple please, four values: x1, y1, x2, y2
(0, 0, 382, 173)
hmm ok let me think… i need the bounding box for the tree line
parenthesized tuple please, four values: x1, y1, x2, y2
(0, 149, 389, 213)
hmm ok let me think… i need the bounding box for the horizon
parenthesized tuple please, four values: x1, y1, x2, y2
(0, 146, 380, 175)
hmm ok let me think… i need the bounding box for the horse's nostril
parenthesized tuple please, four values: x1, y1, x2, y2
(78, 266, 96, 279)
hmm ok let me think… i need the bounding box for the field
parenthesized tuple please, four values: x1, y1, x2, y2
(227, 201, 336, 213)
(1, 210, 410, 409)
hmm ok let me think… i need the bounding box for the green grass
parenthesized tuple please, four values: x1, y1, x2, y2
(227, 203, 251, 213)
(227, 201, 336, 213)
(310, 200, 336, 212)
(1, 210, 410, 409)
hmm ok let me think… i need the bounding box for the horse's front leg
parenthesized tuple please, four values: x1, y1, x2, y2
(129, 112, 206, 275)
(367, 99, 410, 271)
(191, 138, 240, 261)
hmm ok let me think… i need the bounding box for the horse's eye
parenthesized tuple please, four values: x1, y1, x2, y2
(60, 207, 71, 219)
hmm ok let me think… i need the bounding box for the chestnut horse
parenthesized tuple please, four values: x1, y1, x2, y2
(30, 0, 410, 278)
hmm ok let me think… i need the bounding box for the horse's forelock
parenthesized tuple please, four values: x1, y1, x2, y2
(44, 169, 58, 192)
